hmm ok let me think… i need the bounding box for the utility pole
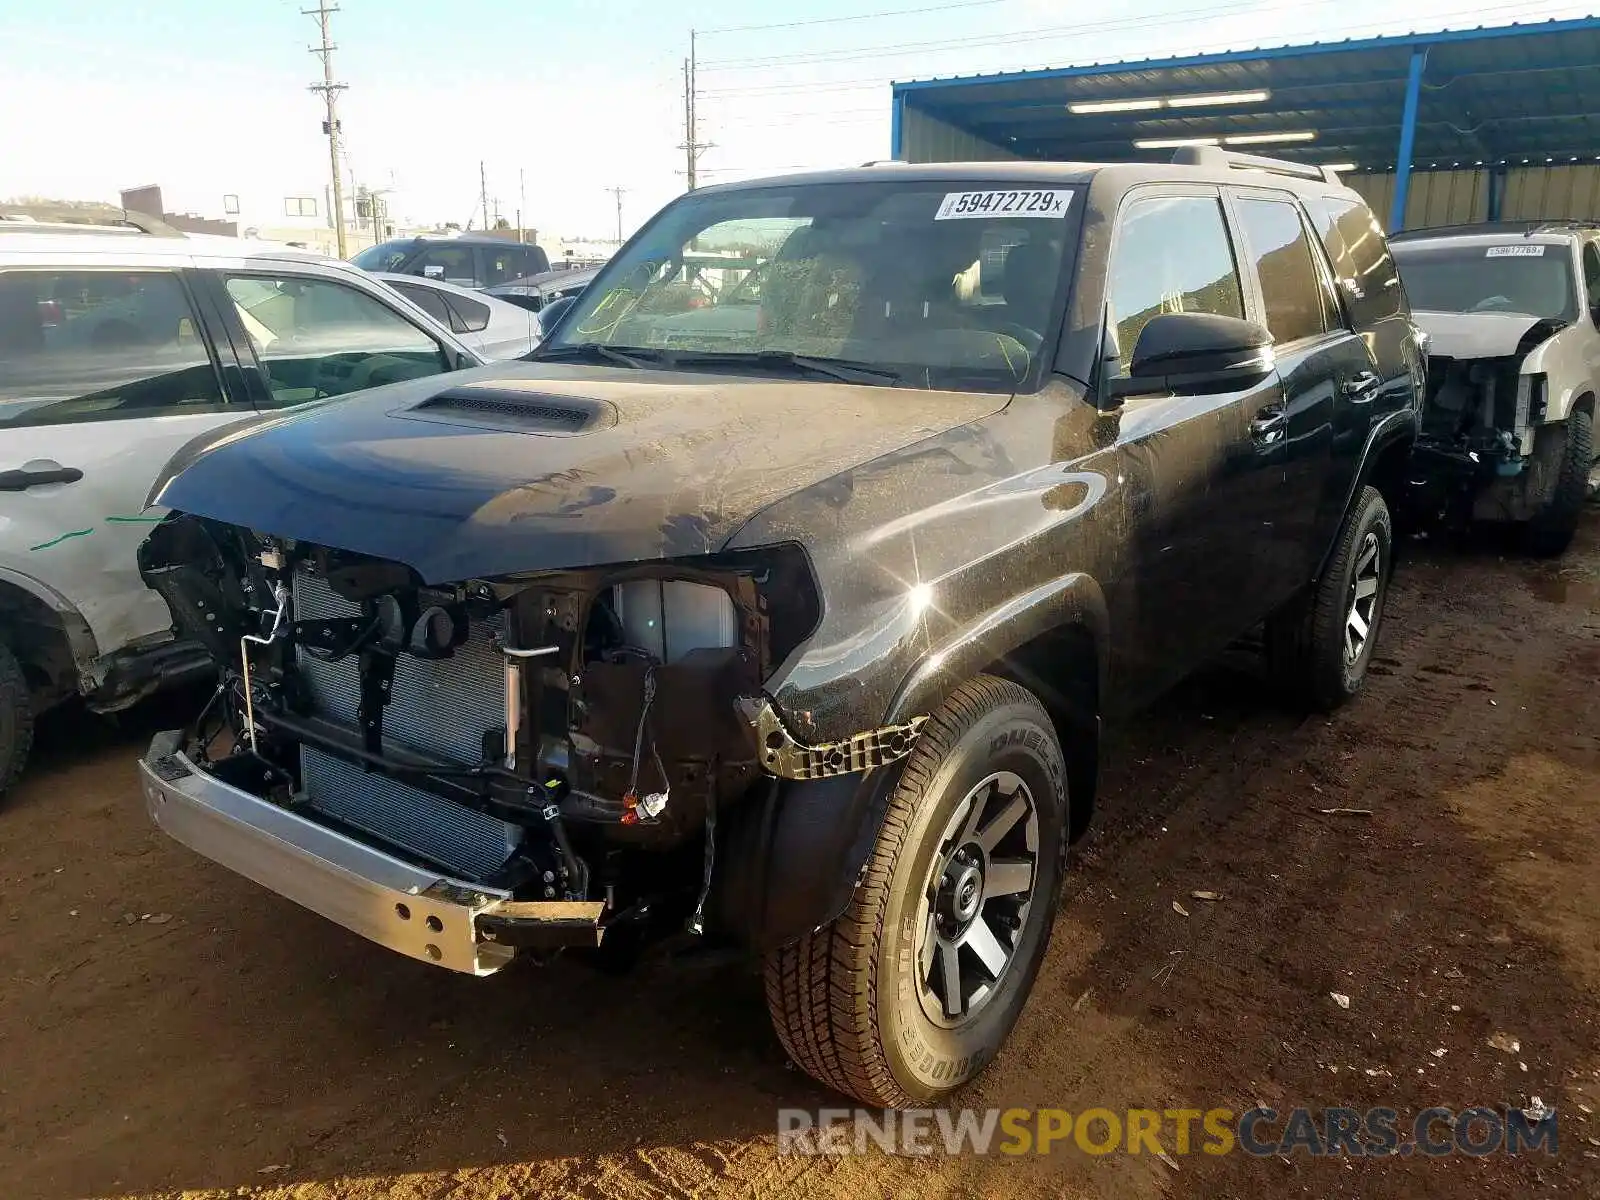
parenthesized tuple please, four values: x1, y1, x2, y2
(479, 161, 489, 231)
(519, 168, 527, 244)
(304, 3, 349, 258)
(606, 186, 628, 244)
(680, 30, 711, 191)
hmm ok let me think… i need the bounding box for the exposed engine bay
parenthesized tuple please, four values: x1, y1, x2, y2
(1412, 317, 1564, 523)
(137, 514, 920, 960)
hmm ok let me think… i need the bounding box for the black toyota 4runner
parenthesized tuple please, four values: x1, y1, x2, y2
(136, 149, 1421, 1107)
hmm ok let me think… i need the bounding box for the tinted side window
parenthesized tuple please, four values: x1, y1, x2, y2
(389, 281, 455, 329)
(1582, 244, 1600, 326)
(1307, 196, 1405, 328)
(1233, 197, 1330, 345)
(1107, 194, 1244, 370)
(0, 270, 226, 428)
(414, 246, 477, 287)
(225, 274, 451, 407)
(446, 294, 492, 333)
(484, 246, 538, 287)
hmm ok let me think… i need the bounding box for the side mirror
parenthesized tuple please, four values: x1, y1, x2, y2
(535, 294, 578, 340)
(1105, 312, 1274, 401)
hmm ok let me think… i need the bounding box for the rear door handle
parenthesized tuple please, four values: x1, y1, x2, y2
(0, 467, 85, 491)
(1342, 370, 1381, 399)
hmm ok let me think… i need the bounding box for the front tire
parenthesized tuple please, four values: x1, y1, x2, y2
(1267, 485, 1393, 711)
(763, 675, 1068, 1107)
(0, 642, 35, 797)
(1522, 409, 1593, 558)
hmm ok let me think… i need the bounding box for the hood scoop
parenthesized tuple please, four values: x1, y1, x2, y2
(395, 386, 614, 436)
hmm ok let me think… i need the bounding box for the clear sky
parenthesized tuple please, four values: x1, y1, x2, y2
(0, 0, 1589, 240)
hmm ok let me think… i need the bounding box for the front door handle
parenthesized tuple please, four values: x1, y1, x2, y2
(1250, 403, 1288, 441)
(1342, 370, 1381, 399)
(0, 466, 85, 491)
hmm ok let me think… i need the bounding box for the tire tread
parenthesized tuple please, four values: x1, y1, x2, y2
(1523, 409, 1593, 558)
(763, 674, 1050, 1108)
(1268, 484, 1391, 712)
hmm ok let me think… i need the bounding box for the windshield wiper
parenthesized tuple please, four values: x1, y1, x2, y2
(531, 342, 660, 370)
(668, 350, 902, 386)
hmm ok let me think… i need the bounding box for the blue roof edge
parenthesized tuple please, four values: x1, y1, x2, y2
(890, 16, 1600, 96)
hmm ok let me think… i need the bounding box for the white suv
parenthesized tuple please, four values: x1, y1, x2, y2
(0, 214, 483, 791)
(1391, 221, 1600, 555)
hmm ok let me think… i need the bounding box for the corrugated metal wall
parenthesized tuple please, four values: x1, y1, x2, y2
(1348, 165, 1600, 230)
(1347, 170, 1489, 229)
(900, 105, 1019, 164)
(1502, 164, 1600, 219)
(900, 113, 1600, 229)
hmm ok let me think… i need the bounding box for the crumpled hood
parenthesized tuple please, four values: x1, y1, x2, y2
(152, 363, 1000, 583)
(1412, 309, 1566, 361)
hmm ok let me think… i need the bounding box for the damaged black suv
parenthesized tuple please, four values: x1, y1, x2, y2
(136, 151, 1420, 1108)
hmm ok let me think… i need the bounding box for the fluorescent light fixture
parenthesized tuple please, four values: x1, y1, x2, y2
(1068, 97, 1163, 114)
(1166, 89, 1271, 108)
(1321, 162, 1357, 173)
(1223, 130, 1316, 145)
(1133, 135, 1221, 149)
(1069, 90, 1269, 114)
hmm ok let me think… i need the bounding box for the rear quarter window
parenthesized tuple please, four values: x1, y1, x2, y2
(446, 294, 492, 333)
(1305, 195, 1405, 327)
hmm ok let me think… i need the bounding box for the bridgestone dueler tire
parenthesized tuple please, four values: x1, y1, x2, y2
(0, 642, 34, 798)
(1267, 485, 1393, 713)
(763, 674, 1068, 1107)
(1522, 409, 1593, 558)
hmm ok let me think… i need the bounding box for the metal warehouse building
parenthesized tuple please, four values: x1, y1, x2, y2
(889, 17, 1600, 231)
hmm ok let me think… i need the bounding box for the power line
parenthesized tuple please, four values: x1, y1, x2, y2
(701, 80, 887, 99)
(700, 0, 1573, 97)
(698, 0, 1007, 36)
(697, 164, 844, 175)
(705, 108, 888, 124)
(303, 3, 349, 259)
(698, 0, 1340, 70)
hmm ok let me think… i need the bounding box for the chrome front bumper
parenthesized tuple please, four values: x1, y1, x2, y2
(140, 732, 602, 976)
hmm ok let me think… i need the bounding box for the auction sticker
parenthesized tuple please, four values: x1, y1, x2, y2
(935, 189, 1073, 219)
(1485, 244, 1545, 257)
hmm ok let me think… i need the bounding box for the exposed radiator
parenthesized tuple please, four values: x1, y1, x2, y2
(292, 570, 508, 765)
(291, 568, 520, 880)
(299, 746, 518, 880)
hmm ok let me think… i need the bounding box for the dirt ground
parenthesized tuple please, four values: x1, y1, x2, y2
(2, 513, 1597, 1200)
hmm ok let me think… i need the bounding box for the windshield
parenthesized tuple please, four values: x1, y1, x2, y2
(545, 180, 1080, 391)
(350, 240, 415, 272)
(1392, 240, 1576, 322)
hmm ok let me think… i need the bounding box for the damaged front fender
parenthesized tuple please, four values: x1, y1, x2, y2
(742, 696, 927, 781)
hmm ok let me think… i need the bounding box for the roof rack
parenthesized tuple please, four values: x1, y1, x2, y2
(1170, 145, 1341, 184)
(1388, 219, 1600, 242)
(1529, 218, 1600, 235)
(0, 206, 184, 238)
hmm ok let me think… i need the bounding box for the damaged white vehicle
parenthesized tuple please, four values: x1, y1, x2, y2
(1391, 221, 1600, 555)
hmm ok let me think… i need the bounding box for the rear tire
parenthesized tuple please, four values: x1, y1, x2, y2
(763, 675, 1068, 1107)
(1267, 485, 1393, 712)
(0, 642, 35, 798)
(1522, 409, 1592, 558)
